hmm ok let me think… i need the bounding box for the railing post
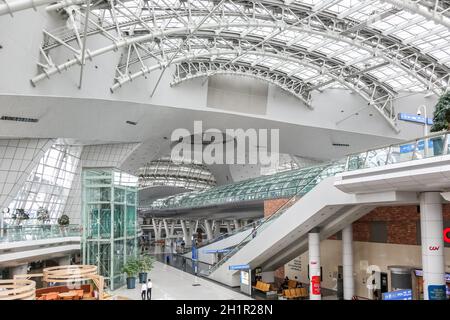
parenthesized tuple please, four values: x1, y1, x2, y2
(443, 133, 449, 155)
(385, 146, 392, 165)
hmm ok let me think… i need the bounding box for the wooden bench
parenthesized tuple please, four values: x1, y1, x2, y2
(252, 281, 271, 293)
(282, 288, 308, 300)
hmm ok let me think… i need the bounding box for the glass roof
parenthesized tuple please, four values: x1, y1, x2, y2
(146, 162, 346, 210)
(32, 0, 450, 131)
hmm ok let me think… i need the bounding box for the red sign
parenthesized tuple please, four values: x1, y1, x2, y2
(311, 276, 321, 295)
(429, 246, 440, 251)
(444, 228, 450, 244)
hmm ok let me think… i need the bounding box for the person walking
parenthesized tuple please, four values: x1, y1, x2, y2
(140, 281, 147, 301)
(147, 279, 152, 300)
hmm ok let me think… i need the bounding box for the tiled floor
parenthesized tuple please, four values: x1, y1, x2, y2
(112, 261, 253, 300)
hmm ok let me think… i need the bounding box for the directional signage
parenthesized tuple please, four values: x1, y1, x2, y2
(428, 285, 447, 300)
(382, 289, 413, 300)
(398, 113, 433, 125)
(203, 248, 232, 254)
(229, 264, 250, 271)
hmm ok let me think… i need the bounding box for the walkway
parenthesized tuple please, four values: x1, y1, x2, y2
(112, 261, 253, 300)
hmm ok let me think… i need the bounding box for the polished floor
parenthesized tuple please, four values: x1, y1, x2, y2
(112, 261, 253, 300)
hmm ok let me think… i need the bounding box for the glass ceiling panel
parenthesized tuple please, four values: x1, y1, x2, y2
(61, 0, 448, 96)
(146, 162, 342, 210)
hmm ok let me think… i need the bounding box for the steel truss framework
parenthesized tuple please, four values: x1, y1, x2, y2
(138, 157, 217, 191)
(12, 0, 450, 131)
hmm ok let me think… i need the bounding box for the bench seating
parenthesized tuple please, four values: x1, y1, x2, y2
(282, 288, 308, 299)
(252, 281, 271, 293)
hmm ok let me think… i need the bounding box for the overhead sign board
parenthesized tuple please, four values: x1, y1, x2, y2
(229, 264, 250, 271)
(203, 248, 232, 254)
(398, 113, 433, 125)
(382, 289, 413, 300)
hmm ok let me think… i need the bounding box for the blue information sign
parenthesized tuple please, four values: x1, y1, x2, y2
(229, 264, 250, 271)
(203, 248, 232, 254)
(398, 113, 433, 125)
(382, 289, 413, 300)
(428, 285, 447, 300)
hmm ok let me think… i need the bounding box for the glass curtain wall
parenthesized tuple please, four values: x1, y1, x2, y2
(6, 144, 82, 225)
(82, 168, 138, 290)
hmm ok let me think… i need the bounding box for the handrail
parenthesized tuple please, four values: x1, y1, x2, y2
(0, 224, 82, 243)
(344, 130, 450, 171)
(196, 218, 265, 249)
(344, 130, 449, 160)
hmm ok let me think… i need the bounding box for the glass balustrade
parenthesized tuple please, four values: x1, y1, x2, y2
(0, 224, 81, 243)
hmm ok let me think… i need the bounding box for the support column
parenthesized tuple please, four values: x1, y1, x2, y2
(213, 220, 220, 238)
(163, 219, 170, 238)
(204, 220, 213, 240)
(152, 218, 161, 241)
(10, 264, 28, 278)
(420, 192, 446, 300)
(225, 221, 232, 234)
(233, 219, 240, 230)
(57, 255, 71, 266)
(180, 220, 189, 245)
(342, 225, 354, 300)
(308, 229, 321, 300)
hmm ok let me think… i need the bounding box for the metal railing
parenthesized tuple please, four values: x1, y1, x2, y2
(344, 131, 450, 171)
(0, 224, 81, 243)
(196, 218, 266, 249)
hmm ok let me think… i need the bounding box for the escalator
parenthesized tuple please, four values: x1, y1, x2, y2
(206, 132, 450, 287)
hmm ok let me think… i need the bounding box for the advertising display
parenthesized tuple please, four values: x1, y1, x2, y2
(240, 271, 249, 286)
(311, 276, 321, 295)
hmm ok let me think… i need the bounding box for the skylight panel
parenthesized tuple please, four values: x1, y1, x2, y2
(347, 2, 392, 22)
(369, 65, 425, 91)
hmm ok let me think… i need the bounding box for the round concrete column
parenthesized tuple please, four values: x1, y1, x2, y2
(420, 192, 446, 300)
(342, 225, 354, 300)
(204, 220, 213, 240)
(10, 264, 28, 278)
(308, 231, 321, 300)
(57, 255, 71, 266)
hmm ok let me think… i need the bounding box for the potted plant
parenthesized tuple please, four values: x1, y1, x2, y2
(122, 259, 139, 289)
(37, 207, 50, 224)
(12, 209, 29, 225)
(138, 254, 154, 283)
(57, 214, 70, 226)
(431, 92, 450, 155)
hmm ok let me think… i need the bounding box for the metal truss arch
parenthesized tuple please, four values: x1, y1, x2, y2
(171, 60, 314, 109)
(110, 47, 399, 131)
(33, 5, 449, 94)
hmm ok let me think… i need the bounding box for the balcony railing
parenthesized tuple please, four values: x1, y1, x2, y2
(0, 224, 81, 243)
